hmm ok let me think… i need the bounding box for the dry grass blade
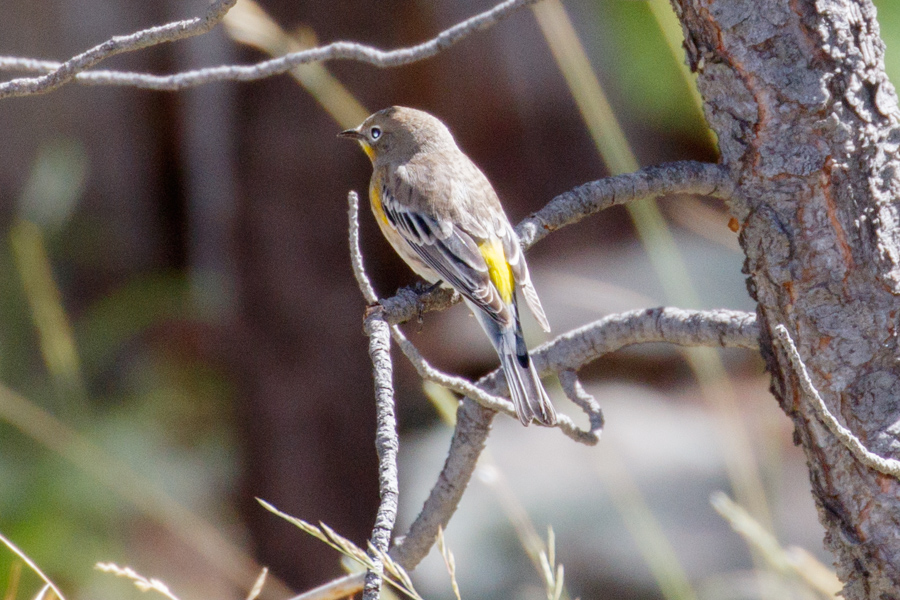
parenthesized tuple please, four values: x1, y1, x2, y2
(34, 584, 53, 600)
(246, 568, 268, 600)
(710, 492, 841, 597)
(258, 498, 422, 600)
(0, 531, 66, 600)
(437, 527, 462, 600)
(321, 523, 369, 564)
(537, 527, 565, 600)
(553, 565, 564, 600)
(95, 563, 180, 600)
(367, 545, 421, 599)
(256, 498, 330, 545)
(3, 560, 23, 600)
(223, 0, 368, 128)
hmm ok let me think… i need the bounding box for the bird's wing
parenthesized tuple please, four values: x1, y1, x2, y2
(380, 172, 513, 327)
(500, 222, 551, 332)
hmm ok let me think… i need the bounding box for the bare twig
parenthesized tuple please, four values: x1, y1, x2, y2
(379, 161, 735, 326)
(390, 325, 511, 415)
(773, 324, 900, 479)
(0, 0, 238, 98)
(0, 0, 540, 97)
(348, 192, 378, 305)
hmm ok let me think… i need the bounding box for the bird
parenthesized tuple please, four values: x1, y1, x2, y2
(339, 106, 556, 426)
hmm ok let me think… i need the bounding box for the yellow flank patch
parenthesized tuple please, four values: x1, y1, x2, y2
(479, 238, 514, 304)
(369, 176, 390, 227)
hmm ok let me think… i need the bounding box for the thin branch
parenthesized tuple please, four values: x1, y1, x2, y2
(773, 324, 900, 479)
(390, 307, 759, 572)
(535, 307, 759, 375)
(361, 309, 400, 599)
(348, 191, 378, 305)
(379, 161, 735, 326)
(348, 190, 400, 598)
(558, 369, 604, 436)
(352, 188, 400, 598)
(516, 160, 735, 247)
(0, 0, 238, 98)
(0, 0, 540, 97)
(390, 325, 511, 416)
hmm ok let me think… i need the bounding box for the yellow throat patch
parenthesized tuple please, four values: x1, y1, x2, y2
(360, 141, 376, 162)
(479, 238, 514, 304)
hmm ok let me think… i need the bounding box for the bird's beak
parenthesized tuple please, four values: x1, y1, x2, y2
(338, 128, 364, 140)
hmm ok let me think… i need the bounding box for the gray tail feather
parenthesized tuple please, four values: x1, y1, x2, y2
(498, 327, 557, 427)
(464, 297, 557, 426)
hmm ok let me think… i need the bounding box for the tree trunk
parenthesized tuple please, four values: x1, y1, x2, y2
(672, 0, 900, 595)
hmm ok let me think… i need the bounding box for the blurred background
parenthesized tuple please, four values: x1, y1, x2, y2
(1, 0, 898, 598)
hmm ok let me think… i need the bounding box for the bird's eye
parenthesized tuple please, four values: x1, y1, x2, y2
(370, 126, 382, 140)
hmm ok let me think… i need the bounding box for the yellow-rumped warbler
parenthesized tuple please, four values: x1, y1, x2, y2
(340, 106, 557, 426)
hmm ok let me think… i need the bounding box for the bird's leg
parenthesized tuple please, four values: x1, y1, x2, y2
(418, 279, 444, 295)
(414, 279, 444, 329)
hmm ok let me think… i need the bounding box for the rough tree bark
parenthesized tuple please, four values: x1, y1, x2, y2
(672, 0, 900, 595)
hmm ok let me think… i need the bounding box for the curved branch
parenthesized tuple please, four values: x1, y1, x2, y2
(0, 0, 539, 97)
(517, 161, 734, 247)
(773, 325, 900, 479)
(0, 0, 238, 98)
(558, 369, 604, 435)
(379, 161, 735, 326)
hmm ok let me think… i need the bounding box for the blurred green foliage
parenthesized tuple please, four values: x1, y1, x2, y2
(874, 0, 900, 86)
(0, 142, 236, 597)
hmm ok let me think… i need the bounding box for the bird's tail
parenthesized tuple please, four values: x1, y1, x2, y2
(467, 299, 557, 426)
(498, 324, 557, 426)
